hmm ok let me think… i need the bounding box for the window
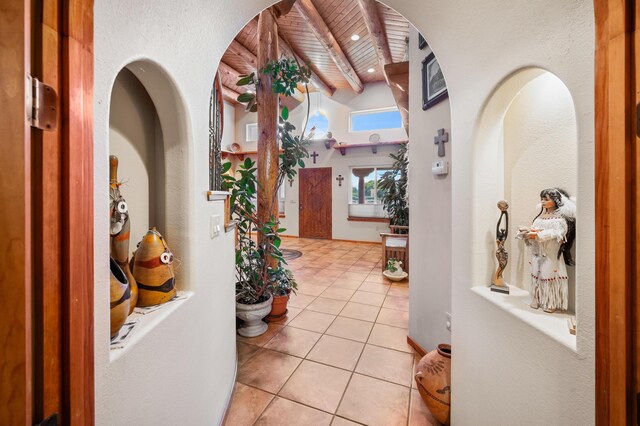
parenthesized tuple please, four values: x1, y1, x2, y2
(350, 167, 390, 204)
(349, 107, 402, 132)
(304, 110, 329, 139)
(246, 123, 258, 142)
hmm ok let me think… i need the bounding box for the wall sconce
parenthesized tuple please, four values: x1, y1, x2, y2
(336, 175, 344, 187)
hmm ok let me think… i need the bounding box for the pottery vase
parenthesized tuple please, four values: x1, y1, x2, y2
(133, 227, 177, 307)
(236, 294, 273, 337)
(415, 344, 452, 426)
(266, 291, 290, 321)
(110, 257, 131, 338)
(109, 155, 138, 313)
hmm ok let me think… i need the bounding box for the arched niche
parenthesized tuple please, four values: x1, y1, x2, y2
(471, 68, 579, 346)
(108, 59, 192, 290)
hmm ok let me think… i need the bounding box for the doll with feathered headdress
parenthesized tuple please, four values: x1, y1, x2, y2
(516, 188, 576, 313)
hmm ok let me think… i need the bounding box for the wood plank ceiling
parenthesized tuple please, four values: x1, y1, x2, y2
(219, 0, 410, 100)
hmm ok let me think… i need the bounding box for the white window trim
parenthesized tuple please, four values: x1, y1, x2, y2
(246, 123, 258, 142)
(348, 106, 402, 133)
(349, 165, 392, 205)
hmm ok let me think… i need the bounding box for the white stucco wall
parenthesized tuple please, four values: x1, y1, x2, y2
(407, 33, 452, 353)
(94, 0, 595, 424)
(109, 69, 163, 250)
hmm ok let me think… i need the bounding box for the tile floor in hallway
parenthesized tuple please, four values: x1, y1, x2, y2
(224, 238, 438, 426)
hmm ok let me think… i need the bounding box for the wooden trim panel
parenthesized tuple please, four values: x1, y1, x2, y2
(347, 216, 389, 223)
(407, 336, 427, 357)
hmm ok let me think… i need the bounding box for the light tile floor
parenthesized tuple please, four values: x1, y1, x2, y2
(225, 238, 439, 426)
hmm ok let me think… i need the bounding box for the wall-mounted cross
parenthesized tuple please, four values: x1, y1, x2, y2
(336, 174, 344, 187)
(434, 128, 449, 157)
(311, 151, 319, 164)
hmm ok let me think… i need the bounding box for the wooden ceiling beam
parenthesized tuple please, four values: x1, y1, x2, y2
(222, 85, 242, 105)
(357, 0, 393, 80)
(218, 61, 247, 89)
(227, 40, 258, 70)
(293, 0, 364, 94)
(244, 19, 335, 97)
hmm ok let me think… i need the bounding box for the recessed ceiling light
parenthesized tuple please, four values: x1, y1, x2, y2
(367, 68, 375, 73)
(351, 34, 360, 41)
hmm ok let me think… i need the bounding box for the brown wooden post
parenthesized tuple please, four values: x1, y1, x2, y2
(594, 0, 636, 424)
(0, 0, 33, 423)
(257, 10, 279, 253)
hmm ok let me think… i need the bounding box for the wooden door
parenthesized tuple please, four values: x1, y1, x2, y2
(0, 1, 94, 424)
(299, 168, 332, 239)
(594, 0, 639, 424)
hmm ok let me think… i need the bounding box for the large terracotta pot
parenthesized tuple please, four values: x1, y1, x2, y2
(415, 344, 451, 425)
(110, 257, 131, 338)
(236, 294, 273, 337)
(133, 227, 177, 307)
(266, 291, 290, 321)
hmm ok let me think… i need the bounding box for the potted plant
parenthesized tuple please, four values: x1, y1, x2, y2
(266, 267, 298, 321)
(379, 143, 409, 229)
(222, 57, 311, 336)
(383, 257, 408, 282)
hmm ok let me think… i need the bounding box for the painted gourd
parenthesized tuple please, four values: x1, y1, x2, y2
(110, 257, 131, 338)
(133, 227, 176, 306)
(109, 155, 138, 313)
(415, 344, 452, 425)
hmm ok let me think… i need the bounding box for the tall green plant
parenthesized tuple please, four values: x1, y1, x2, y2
(379, 143, 409, 228)
(222, 58, 311, 304)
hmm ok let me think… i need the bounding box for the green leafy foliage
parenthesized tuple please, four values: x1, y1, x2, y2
(226, 58, 311, 304)
(379, 144, 409, 229)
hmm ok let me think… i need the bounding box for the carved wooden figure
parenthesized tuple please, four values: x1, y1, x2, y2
(491, 200, 509, 293)
(109, 155, 138, 312)
(133, 227, 177, 306)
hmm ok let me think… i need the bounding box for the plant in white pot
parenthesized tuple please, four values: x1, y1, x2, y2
(222, 57, 311, 337)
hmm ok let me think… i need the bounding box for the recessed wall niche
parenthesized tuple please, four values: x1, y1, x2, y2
(471, 68, 578, 347)
(108, 63, 190, 291)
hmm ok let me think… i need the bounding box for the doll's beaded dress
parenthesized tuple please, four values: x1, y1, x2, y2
(524, 213, 568, 311)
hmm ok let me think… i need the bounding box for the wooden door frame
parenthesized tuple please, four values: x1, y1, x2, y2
(299, 167, 333, 239)
(594, 0, 638, 424)
(0, 0, 94, 424)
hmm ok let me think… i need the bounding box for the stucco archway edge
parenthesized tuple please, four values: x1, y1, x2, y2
(93, 0, 595, 424)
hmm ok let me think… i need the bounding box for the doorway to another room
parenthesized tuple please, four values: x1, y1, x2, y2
(299, 167, 333, 239)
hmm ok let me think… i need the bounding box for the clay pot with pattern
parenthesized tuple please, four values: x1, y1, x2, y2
(132, 227, 177, 307)
(109, 155, 138, 313)
(110, 257, 131, 338)
(415, 344, 452, 426)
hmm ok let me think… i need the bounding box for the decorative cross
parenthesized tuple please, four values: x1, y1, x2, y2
(336, 174, 344, 187)
(434, 128, 449, 157)
(288, 178, 294, 187)
(311, 151, 319, 164)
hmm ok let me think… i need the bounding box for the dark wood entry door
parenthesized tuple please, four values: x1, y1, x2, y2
(299, 168, 332, 239)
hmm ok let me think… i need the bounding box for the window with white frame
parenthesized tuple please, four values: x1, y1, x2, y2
(349, 107, 402, 132)
(349, 166, 391, 218)
(246, 123, 258, 142)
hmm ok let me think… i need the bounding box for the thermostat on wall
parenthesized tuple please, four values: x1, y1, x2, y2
(432, 161, 449, 176)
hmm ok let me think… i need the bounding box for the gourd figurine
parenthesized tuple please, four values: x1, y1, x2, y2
(516, 188, 576, 313)
(109, 155, 138, 313)
(110, 257, 131, 338)
(133, 227, 177, 306)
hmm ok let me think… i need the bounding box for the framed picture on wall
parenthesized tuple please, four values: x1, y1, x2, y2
(422, 52, 448, 110)
(418, 33, 427, 50)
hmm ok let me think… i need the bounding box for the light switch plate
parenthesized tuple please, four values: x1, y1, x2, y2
(210, 215, 220, 239)
(446, 312, 452, 331)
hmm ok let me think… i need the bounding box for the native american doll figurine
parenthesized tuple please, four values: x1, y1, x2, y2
(109, 155, 138, 313)
(110, 257, 131, 338)
(132, 227, 176, 306)
(516, 188, 576, 313)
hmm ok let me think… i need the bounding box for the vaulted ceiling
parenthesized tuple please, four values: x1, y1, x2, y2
(219, 0, 411, 102)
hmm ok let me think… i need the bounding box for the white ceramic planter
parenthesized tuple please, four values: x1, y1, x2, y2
(236, 294, 273, 337)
